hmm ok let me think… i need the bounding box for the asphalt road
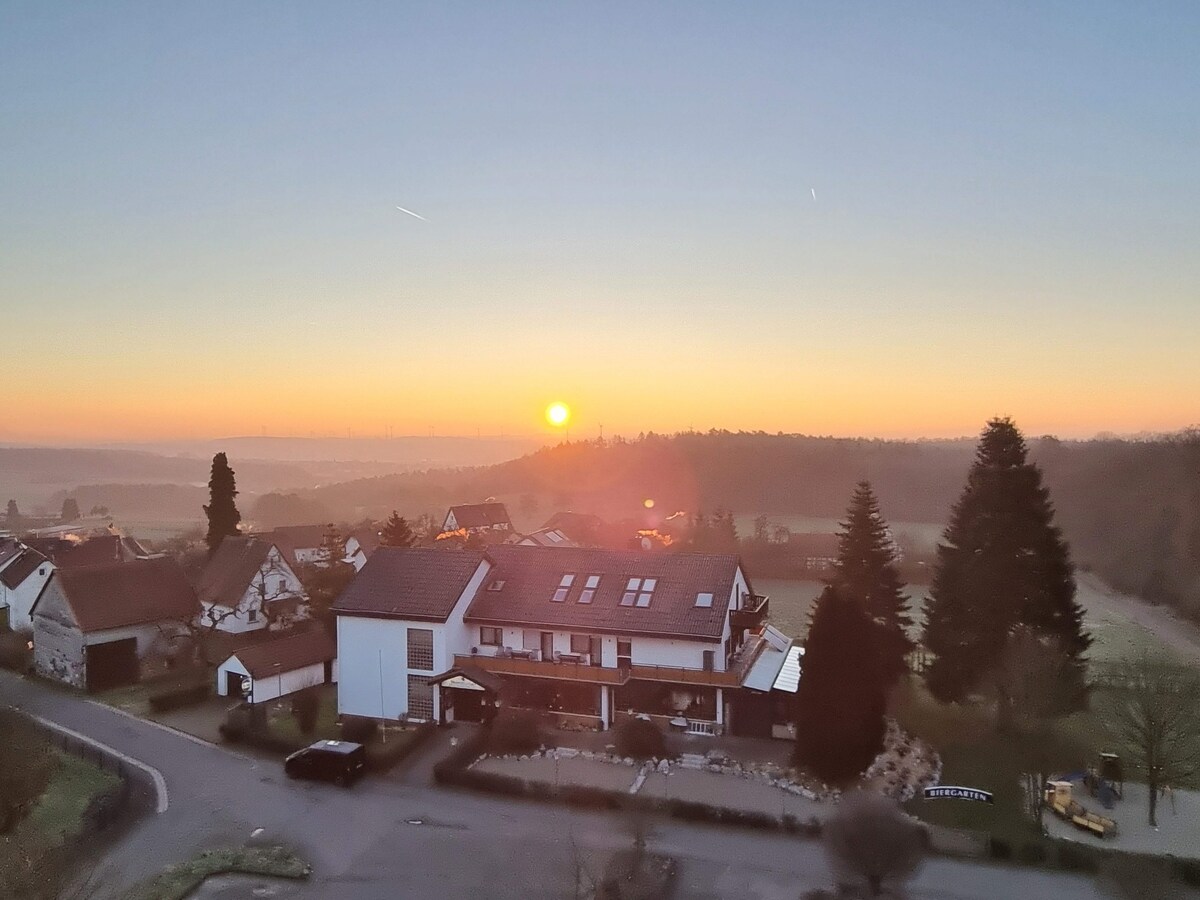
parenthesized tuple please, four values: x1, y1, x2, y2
(1, 671, 1106, 900)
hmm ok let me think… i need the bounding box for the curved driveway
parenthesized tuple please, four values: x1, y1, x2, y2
(2, 671, 1102, 900)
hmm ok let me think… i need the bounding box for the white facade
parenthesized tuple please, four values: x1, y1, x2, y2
(337, 558, 492, 722)
(215, 654, 337, 703)
(0, 557, 54, 632)
(336, 559, 765, 729)
(203, 546, 306, 634)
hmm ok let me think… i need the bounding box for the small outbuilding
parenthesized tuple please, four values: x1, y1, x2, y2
(31, 556, 198, 691)
(216, 627, 337, 704)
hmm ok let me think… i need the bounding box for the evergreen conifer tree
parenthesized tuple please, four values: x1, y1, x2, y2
(380, 511, 416, 548)
(795, 586, 887, 782)
(203, 452, 241, 556)
(59, 498, 80, 523)
(922, 418, 1090, 703)
(5, 499, 20, 530)
(831, 481, 914, 685)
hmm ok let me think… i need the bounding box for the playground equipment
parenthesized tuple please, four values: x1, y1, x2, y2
(1044, 780, 1120, 838)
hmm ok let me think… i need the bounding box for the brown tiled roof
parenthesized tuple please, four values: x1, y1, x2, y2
(349, 528, 381, 554)
(268, 525, 327, 550)
(464, 545, 740, 641)
(1, 549, 48, 589)
(230, 627, 335, 678)
(53, 556, 199, 633)
(31, 533, 149, 568)
(198, 536, 281, 609)
(0, 539, 22, 570)
(447, 503, 511, 530)
(332, 547, 486, 621)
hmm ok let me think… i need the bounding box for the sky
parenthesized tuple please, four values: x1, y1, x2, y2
(3, 2, 1198, 443)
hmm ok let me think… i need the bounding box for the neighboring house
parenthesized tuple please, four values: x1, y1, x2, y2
(541, 512, 604, 545)
(216, 626, 337, 704)
(25, 532, 152, 568)
(334, 545, 796, 737)
(442, 503, 512, 535)
(31, 556, 198, 691)
(0, 546, 53, 631)
(267, 525, 328, 567)
(344, 528, 381, 572)
(511, 527, 577, 548)
(197, 536, 307, 634)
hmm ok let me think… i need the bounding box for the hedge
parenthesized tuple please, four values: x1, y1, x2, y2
(219, 722, 306, 755)
(149, 682, 210, 713)
(364, 722, 437, 773)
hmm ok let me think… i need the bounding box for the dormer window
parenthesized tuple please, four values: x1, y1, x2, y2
(620, 577, 657, 607)
(578, 574, 600, 603)
(695, 592, 714, 608)
(551, 574, 575, 602)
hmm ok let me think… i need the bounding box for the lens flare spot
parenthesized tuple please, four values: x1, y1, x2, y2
(643, 499, 655, 509)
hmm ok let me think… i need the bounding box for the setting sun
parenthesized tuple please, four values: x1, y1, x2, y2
(545, 402, 570, 427)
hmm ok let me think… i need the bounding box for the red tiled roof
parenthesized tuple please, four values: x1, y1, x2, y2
(0, 549, 48, 589)
(53, 556, 198, 633)
(230, 627, 335, 679)
(446, 503, 511, 530)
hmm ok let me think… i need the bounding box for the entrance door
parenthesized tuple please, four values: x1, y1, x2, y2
(540, 631, 554, 661)
(452, 688, 485, 723)
(85, 638, 139, 692)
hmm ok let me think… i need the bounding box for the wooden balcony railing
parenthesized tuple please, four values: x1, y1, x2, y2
(730, 593, 769, 634)
(454, 654, 629, 685)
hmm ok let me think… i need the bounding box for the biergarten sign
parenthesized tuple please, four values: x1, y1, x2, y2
(922, 786, 994, 804)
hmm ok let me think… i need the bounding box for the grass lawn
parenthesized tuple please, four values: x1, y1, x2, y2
(125, 845, 311, 900)
(26, 750, 122, 847)
(264, 684, 340, 745)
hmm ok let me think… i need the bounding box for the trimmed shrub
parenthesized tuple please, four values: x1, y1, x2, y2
(988, 838, 1012, 860)
(363, 722, 436, 773)
(1053, 841, 1100, 873)
(218, 722, 305, 755)
(0, 631, 32, 673)
(340, 716, 378, 744)
(613, 717, 666, 761)
(433, 727, 490, 784)
(1173, 858, 1200, 887)
(148, 682, 209, 713)
(487, 709, 543, 756)
(290, 689, 320, 736)
(1016, 841, 1047, 865)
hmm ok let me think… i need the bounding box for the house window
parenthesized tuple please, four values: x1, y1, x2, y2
(570, 634, 590, 654)
(578, 574, 600, 604)
(407, 628, 434, 671)
(546, 530, 564, 543)
(247, 609, 258, 623)
(551, 574, 575, 602)
(621, 577, 657, 607)
(487, 579, 506, 592)
(695, 592, 713, 608)
(408, 675, 433, 721)
(702, 650, 715, 672)
(523, 630, 540, 650)
(479, 626, 501, 646)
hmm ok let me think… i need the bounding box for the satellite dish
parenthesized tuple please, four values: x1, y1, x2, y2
(241, 678, 253, 695)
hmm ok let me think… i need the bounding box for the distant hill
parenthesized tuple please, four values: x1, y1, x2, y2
(277, 429, 1200, 619)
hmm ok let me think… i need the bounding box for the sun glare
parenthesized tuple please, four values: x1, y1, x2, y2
(546, 402, 570, 427)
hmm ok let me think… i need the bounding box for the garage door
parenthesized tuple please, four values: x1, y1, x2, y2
(85, 638, 139, 692)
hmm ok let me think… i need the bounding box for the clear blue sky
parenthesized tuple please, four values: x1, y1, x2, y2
(3, 2, 1198, 441)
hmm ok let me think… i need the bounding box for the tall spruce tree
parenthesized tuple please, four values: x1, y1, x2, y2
(831, 481, 914, 685)
(203, 452, 241, 556)
(795, 585, 888, 783)
(380, 511, 416, 548)
(922, 418, 1090, 704)
(5, 499, 20, 531)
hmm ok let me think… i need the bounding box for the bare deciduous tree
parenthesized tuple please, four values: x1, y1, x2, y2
(822, 791, 925, 899)
(1100, 653, 1200, 827)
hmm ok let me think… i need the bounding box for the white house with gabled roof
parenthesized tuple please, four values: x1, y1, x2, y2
(333, 545, 798, 736)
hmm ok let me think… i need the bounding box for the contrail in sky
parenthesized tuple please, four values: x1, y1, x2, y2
(811, 188, 816, 200)
(396, 206, 427, 221)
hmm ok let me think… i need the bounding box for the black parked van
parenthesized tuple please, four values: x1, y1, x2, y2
(284, 740, 366, 787)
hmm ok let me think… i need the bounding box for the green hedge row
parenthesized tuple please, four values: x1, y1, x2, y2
(148, 682, 210, 713)
(987, 835, 1200, 885)
(433, 730, 822, 837)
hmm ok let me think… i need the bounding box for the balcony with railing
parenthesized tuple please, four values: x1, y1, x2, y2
(454, 652, 629, 685)
(628, 631, 766, 688)
(730, 593, 770, 634)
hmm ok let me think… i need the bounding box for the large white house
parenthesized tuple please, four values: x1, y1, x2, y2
(334, 545, 800, 737)
(197, 536, 307, 634)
